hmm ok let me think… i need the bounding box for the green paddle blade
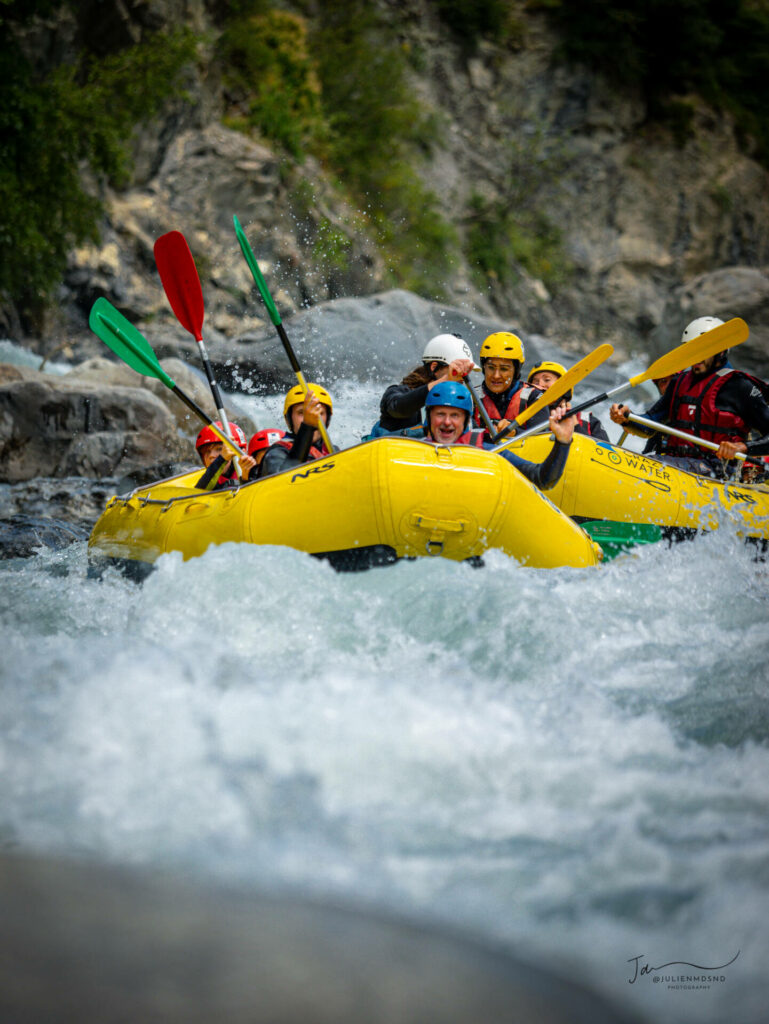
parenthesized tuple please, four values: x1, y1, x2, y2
(89, 298, 175, 390)
(582, 520, 662, 560)
(233, 214, 281, 326)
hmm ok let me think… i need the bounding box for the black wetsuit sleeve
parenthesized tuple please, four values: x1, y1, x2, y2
(257, 424, 318, 479)
(746, 436, 769, 455)
(493, 440, 571, 490)
(381, 383, 430, 420)
(719, 376, 769, 435)
(588, 414, 610, 442)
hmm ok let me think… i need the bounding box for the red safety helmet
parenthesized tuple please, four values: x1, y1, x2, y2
(248, 428, 286, 456)
(195, 421, 247, 451)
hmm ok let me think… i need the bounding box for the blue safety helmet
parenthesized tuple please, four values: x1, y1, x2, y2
(424, 381, 473, 415)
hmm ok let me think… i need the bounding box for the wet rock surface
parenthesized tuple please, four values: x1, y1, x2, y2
(0, 514, 90, 560)
(0, 851, 643, 1024)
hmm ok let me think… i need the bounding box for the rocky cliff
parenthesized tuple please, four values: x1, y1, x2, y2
(32, 0, 767, 376)
(3, 0, 769, 557)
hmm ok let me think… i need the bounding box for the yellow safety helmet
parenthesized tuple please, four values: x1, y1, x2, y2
(479, 332, 525, 364)
(283, 382, 333, 426)
(527, 360, 566, 382)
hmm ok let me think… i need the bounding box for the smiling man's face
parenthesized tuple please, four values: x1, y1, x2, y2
(429, 407, 466, 443)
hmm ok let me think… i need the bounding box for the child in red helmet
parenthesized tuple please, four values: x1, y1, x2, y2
(247, 428, 286, 472)
(194, 421, 257, 490)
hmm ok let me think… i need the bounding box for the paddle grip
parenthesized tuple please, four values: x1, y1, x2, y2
(493, 420, 518, 443)
(626, 413, 764, 466)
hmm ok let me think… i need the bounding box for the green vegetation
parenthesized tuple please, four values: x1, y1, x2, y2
(220, 0, 457, 297)
(543, 0, 769, 162)
(432, 0, 515, 49)
(467, 201, 570, 294)
(465, 124, 573, 294)
(312, 218, 352, 273)
(219, 9, 324, 160)
(10, 0, 765, 327)
(0, 1, 196, 325)
(309, 0, 458, 295)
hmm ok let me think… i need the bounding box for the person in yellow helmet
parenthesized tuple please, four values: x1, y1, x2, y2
(258, 383, 334, 479)
(517, 360, 610, 441)
(473, 332, 527, 437)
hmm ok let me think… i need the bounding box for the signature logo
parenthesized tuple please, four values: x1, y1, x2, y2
(290, 462, 335, 483)
(628, 951, 740, 984)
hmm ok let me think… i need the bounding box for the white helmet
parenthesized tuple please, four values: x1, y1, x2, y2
(681, 316, 725, 343)
(422, 333, 473, 365)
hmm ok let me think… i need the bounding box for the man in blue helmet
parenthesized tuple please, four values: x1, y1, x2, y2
(400, 380, 574, 490)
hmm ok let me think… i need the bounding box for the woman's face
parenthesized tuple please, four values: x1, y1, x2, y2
(530, 370, 560, 390)
(484, 359, 515, 394)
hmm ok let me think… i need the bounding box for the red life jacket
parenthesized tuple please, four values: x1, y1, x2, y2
(277, 436, 327, 460)
(456, 428, 487, 447)
(574, 411, 593, 436)
(661, 368, 753, 455)
(474, 382, 534, 426)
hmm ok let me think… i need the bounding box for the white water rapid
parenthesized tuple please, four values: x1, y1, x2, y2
(1, 376, 768, 1024)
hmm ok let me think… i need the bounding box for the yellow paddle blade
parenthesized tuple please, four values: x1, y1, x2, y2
(629, 317, 748, 387)
(516, 343, 614, 428)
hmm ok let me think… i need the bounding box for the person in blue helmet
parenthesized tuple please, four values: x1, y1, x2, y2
(399, 380, 574, 490)
(369, 333, 477, 436)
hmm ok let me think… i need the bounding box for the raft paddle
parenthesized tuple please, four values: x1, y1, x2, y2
(625, 413, 764, 467)
(154, 230, 242, 480)
(492, 343, 614, 452)
(233, 213, 335, 454)
(536, 318, 749, 439)
(88, 297, 243, 457)
(463, 378, 498, 438)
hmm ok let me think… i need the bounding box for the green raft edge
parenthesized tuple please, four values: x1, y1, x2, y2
(580, 520, 663, 560)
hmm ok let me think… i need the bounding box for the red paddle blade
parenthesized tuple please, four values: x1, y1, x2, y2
(154, 230, 205, 341)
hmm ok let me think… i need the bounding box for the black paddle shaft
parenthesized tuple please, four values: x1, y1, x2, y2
(172, 385, 213, 426)
(277, 323, 302, 375)
(199, 351, 225, 411)
(566, 390, 610, 419)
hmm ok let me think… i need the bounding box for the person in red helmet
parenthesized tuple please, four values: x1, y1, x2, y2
(194, 421, 257, 490)
(247, 428, 286, 472)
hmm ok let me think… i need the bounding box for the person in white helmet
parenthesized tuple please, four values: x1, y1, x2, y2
(367, 333, 476, 436)
(610, 316, 769, 475)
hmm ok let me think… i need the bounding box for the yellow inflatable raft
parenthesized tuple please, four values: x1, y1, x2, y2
(88, 436, 601, 574)
(509, 433, 769, 540)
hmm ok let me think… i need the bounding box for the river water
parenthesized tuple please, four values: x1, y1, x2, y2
(1, 374, 768, 1024)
